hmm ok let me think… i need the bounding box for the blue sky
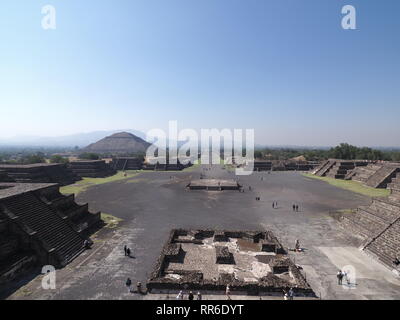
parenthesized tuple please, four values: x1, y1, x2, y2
(0, 0, 399, 146)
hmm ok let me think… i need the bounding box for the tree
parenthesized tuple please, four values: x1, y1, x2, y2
(79, 152, 100, 160)
(50, 155, 69, 164)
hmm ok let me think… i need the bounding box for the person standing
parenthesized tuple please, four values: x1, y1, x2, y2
(288, 287, 294, 300)
(127, 248, 131, 257)
(176, 291, 183, 300)
(188, 291, 194, 300)
(197, 292, 202, 300)
(126, 278, 132, 293)
(226, 285, 231, 300)
(124, 245, 127, 256)
(337, 270, 343, 285)
(295, 239, 300, 252)
(292, 204, 296, 212)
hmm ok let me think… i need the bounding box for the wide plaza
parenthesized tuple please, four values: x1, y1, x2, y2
(5, 165, 400, 300)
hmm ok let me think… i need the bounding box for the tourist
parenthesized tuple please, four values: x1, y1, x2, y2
(176, 291, 183, 300)
(188, 291, 194, 300)
(337, 270, 343, 285)
(344, 270, 351, 286)
(83, 240, 89, 249)
(124, 245, 127, 256)
(225, 285, 231, 300)
(197, 292, 202, 300)
(272, 202, 275, 209)
(288, 287, 294, 300)
(126, 278, 132, 293)
(292, 204, 295, 212)
(295, 239, 300, 252)
(136, 282, 142, 294)
(296, 205, 299, 212)
(393, 256, 400, 266)
(127, 248, 131, 257)
(342, 270, 348, 285)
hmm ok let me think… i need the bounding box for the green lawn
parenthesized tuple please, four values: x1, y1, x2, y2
(302, 173, 390, 198)
(60, 171, 140, 195)
(101, 213, 123, 229)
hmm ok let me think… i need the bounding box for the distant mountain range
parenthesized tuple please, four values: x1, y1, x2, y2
(0, 130, 147, 148)
(0, 131, 399, 151)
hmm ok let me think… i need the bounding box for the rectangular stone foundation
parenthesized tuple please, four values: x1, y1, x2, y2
(147, 229, 315, 297)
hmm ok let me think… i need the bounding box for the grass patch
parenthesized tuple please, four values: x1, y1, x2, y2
(101, 213, 123, 229)
(302, 173, 390, 198)
(182, 159, 201, 172)
(60, 171, 140, 195)
(336, 209, 356, 214)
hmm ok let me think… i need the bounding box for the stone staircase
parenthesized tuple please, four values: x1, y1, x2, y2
(326, 162, 355, 179)
(313, 160, 336, 177)
(365, 165, 400, 189)
(364, 219, 400, 269)
(340, 171, 400, 270)
(1, 193, 85, 267)
(352, 163, 382, 184)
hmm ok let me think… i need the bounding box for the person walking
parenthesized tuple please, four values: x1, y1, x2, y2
(296, 205, 299, 212)
(292, 204, 296, 212)
(127, 247, 131, 257)
(126, 278, 132, 293)
(176, 291, 183, 300)
(197, 292, 202, 300)
(188, 291, 194, 300)
(124, 245, 127, 256)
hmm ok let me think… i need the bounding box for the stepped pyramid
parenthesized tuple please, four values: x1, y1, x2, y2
(83, 132, 151, 154)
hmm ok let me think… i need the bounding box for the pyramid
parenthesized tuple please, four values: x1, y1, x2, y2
(83, 132, 151, 154)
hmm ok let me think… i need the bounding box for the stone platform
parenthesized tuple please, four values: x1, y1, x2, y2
(147, 229, 315, 297)
(187, 179, 241, 191)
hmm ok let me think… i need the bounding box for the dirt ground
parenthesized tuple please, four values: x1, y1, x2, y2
(4, 165, 400, 300)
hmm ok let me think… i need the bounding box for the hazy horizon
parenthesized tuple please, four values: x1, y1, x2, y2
(1, 1, 400, 147)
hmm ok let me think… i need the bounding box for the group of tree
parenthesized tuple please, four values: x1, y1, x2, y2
(78, 152, 100, 160)
(254, 143, 400, 162)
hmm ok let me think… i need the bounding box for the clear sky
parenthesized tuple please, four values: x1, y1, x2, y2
(1, 0, 399, 146)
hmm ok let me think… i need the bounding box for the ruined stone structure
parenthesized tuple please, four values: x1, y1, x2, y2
(68, 160, 116, 178)
(0, 183, 100, 285)
(350, 163, 400, 188)
(252, 160, 317, 172)
(0, 170, 14, 182)
(187, 179, 241, 191)
(340, 172, 400, 271)
(143, 157, 192, 171)
(0, 164, 79, 186)
(312, 159, 369, 179)
(111, 157, 143, 171)
(147, 229, 315, 296)
(253, 161, 272, 172)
